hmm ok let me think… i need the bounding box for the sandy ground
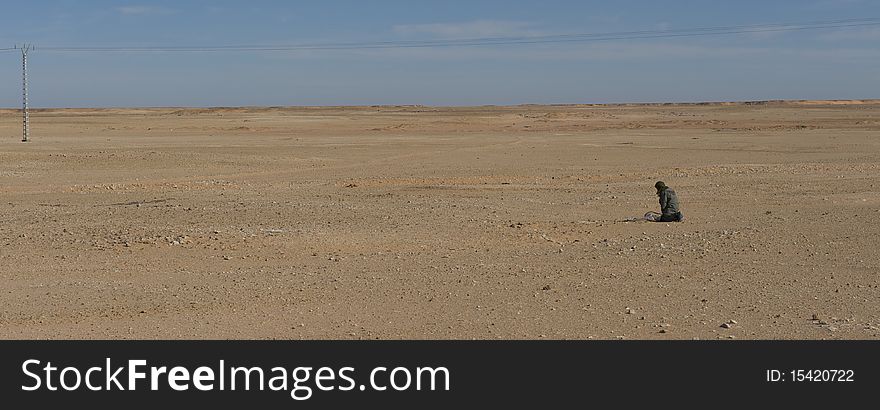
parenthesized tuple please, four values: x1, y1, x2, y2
(1, 101, 878, 340)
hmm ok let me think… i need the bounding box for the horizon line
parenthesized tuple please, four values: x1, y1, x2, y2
(1, 98, 879, 111)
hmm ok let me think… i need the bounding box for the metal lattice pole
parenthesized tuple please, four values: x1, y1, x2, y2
(20, 45, 31, 143)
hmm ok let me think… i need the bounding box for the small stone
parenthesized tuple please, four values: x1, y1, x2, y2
(659, 329, 667, 334)
(542, 285, 551, 291)
(721, 323, 732, 329)
(812, 313, 821, 321)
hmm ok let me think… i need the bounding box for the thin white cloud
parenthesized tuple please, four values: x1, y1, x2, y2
(807, 0, 865, 10)
(818, 26, 880, 41)
(344, 42, 771, 61)
(393, 20, 542, 38)
(116, 6, 172, 16)
(334, 42, 880, 64)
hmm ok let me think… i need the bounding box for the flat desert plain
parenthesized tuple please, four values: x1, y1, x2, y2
(1, 101, 878, 339)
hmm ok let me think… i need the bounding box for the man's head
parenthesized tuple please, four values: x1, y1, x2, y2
(654, 181, 668, 192)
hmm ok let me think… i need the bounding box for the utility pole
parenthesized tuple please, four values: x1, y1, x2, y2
(19, 44, 31, 142)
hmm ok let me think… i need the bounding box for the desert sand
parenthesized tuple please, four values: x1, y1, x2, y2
(1, 101, 878, 339)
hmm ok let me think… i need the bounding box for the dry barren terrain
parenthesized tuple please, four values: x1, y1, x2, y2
(1, 101, 879, 339)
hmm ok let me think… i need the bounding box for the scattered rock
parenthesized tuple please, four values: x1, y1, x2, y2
(541, 285, 551, 291)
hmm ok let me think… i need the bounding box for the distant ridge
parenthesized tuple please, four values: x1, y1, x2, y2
(0, 99, 878, 113)
(541, 99, 880, 107)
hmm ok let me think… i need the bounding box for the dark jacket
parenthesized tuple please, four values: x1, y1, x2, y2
(659, 188, 680, 215)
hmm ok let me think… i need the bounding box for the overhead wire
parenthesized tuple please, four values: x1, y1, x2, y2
(23, 17, 880, 53)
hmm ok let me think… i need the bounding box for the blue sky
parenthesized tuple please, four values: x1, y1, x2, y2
(1, 0, 878, 107)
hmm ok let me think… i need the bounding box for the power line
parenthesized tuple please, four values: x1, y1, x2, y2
(30, 17, 880, 53)
(41, 21, 880, 51)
